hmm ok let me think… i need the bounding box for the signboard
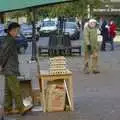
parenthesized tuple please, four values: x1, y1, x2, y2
(94, 8, 120, 12)
(111, 0, 120, 2)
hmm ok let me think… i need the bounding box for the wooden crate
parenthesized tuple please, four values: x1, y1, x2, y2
(46, 82, 66, 112)
(32, 89, 41, 105)
(20, 80, 32, 99)
(40, 70, 74, 112)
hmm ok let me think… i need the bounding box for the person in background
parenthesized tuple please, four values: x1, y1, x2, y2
(0, 22, 32, 115)
(84, 19, 100, 74)
(99, 16, 104, 31)
(108, 20, 117, 51)
(101, 20, 109, 51)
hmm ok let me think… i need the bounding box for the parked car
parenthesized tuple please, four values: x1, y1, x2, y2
(65, 17, 76, 22)
(40, 20, 58, 36)
(63, 22, 80, 40)
(20, 24, 33, 40)
(0, 24, 6, 48)
(0, 24, 6, 36)
(16, 34, 28, 54)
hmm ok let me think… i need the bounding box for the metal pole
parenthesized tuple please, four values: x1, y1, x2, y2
(31, 8, 37, 61)
(87, 4, 90, 19)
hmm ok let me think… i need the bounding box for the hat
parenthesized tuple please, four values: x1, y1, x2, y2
(4, 22, 20, 33)
(89, 19, 97, 23)
(8, 22, 20, 31)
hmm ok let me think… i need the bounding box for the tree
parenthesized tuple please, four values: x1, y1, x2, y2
(37, 0, 102, 18)
(0, 13, 4, 23)
(4, 0, 102, 22)
(6, 10, 27, 22)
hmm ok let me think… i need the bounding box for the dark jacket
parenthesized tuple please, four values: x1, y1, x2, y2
(101, 21, 109, 41)
(0, 35, 19, 75)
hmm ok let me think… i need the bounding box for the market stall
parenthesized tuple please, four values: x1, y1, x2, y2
(40, 56, 74, 112)
(0, 0, 72, 118)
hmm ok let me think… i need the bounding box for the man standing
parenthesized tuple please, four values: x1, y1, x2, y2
(109, 20, 117, 51)
(0, 22, 32, 115)
(100, 20, 109, 51)
(84, 19, 100, 74)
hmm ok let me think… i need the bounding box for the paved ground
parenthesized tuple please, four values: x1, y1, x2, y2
(23, 50, 120, 120)
(6, 49, 118, 120)
(2, 36, 120, 120)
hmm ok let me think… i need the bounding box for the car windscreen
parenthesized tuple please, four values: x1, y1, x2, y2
(21, 25, 32, 31)
(65, 23, 77, 29)
(0, 24, 6, 36)
(0, 25, 4, 32)
(42, 21, 56, 27)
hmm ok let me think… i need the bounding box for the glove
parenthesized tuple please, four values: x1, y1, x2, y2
(87, 45, 92, 54)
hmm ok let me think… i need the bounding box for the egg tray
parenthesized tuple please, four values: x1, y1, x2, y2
(50, 61, 66, 64)
(49, 68, 67, 70)
(50, 56, 66, 61)
(50, 65, 66, 68)
(49, 69, 70, 75)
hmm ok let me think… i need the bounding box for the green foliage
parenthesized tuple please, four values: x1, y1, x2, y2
(37, 0, 102, 18)
(5, 0, 102, 21)
(7, 10, 27, 19)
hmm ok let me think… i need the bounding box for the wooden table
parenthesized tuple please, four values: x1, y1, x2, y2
(40, 70, 74, 112)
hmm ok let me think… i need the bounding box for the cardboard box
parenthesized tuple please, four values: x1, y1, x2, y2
(46, 81, 66, 112)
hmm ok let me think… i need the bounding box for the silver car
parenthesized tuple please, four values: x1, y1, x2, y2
(20, 24, 33, 40)
(64, 22, 80, 40)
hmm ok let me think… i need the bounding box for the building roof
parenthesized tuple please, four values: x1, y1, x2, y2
(0, 0, 70, 12)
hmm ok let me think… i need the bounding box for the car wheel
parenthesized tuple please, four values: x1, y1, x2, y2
(20, 47, 26, 54)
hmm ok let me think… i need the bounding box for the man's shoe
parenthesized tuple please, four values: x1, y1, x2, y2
(84, 68, 90, 74)
(12, 109, 20, 114)
(5, 109, 20, 115)
(84, 71, 90, 74)
(21, 105, 33, 116)
(92, 70, 100, 74)
(84, 64, 90, 74)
